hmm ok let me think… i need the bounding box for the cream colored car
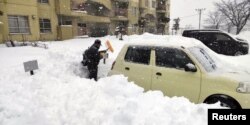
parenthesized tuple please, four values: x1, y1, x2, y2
(108, 42, 250, 109)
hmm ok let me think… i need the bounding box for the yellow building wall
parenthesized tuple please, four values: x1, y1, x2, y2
(0, 0, 36, 6)
(38, 0, 58, 41)
(55, 0, 71, 15)
(0, 0, 40, 42)
(128, 0, 139, 35)
(0, 2, 6, 42)
(72, 18, 78, 37)
(0, 0, 171, 40)
(0, 24, 3, 43)
(0, 2, 4, 43)
(57, 25, 73, 40)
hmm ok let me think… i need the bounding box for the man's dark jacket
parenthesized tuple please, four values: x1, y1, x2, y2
(85, 44, 101, 67)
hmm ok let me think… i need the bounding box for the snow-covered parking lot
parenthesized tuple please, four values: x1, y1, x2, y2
(0, 32, 250, 125)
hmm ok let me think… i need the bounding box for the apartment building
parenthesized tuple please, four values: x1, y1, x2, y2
(0, 0, 170, 43)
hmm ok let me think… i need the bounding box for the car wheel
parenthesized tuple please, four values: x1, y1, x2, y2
(205, 96, 241, 109)
(234, 51, 243, 56)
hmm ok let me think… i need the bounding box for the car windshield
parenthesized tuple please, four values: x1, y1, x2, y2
(188, 47, 217, 72)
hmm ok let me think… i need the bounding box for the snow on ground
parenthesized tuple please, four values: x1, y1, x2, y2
(1, 32, 250, 125)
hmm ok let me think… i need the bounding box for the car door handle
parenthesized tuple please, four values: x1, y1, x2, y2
(156, 72, 162, 76)
(125, 67, 130, 70)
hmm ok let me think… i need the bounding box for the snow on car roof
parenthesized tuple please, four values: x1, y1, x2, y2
(125, 33, 205, 49)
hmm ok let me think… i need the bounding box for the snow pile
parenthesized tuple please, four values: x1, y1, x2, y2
(3, 33, 250, 125)
(213, 31, 250, 74)
(0, 73, 218, 125)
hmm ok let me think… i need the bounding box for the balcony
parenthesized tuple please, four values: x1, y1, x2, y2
(71, 0, 111, 17)
(157, 16, 170, 24)
(113, 0, 129, 2)
(111, 0, 129, 21)
(89, 0, 112, 10)
(56, 0, 111, 17)
(115, 8, 128, 16)
(156, 5, 166, 13)
(80, 15, 111, 23)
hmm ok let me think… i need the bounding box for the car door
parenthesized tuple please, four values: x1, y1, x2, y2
(204, 33, 221, 53)
(214, 33, 236, 55)
(122, 46, 153, 91)
(151, 47, 202, 103)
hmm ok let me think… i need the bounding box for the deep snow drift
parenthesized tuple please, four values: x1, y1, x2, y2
(1, 32, 249, 125)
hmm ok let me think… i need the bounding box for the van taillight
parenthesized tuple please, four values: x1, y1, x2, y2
(111, 61, 116, 70)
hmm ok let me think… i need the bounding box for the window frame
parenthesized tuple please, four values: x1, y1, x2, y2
(38, 0, 49, 4)
(8, 15, 30, 34)
(152, 1, 156, 8)
(39, 18, 52, 34)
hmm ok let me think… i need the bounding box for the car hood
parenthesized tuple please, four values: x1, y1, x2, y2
(227, 33, 248, 44)
(236, 37, 248, 44)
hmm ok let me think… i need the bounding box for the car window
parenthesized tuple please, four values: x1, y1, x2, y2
(215, 34, 231, 41)
(124, 46, 151, 65)
(155, 47, 194, 70)
(196, 33, 209, 43)
(188, 47, 217, 72)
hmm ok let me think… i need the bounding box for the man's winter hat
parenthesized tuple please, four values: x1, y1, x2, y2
(94, 39, 102, 45)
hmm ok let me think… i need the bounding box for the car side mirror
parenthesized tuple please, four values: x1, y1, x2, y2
(185, 63, 197, 72)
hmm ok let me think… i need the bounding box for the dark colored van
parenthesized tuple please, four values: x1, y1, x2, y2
(182, 30, 249, 56)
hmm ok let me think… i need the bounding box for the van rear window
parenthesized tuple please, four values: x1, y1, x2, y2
(124, 46, 151, 65)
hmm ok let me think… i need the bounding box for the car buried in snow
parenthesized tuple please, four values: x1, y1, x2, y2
(182, 29, 249, 56)
(108, 40, 250, 109)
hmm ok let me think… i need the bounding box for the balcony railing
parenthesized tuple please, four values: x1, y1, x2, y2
(114, 8, 128, 17)
(156, 5, 166, 11)
(70, 0, 110, 17)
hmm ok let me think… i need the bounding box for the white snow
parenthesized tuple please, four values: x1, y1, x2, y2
(59, 25, 73, 27)
(238, 31, 250, 43)
(74, 10, 87, 14)
(1, 32, 250, 125)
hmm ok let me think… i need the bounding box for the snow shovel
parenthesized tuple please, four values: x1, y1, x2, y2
(100, 40, 114, 64)
(105, 40, 114, 53)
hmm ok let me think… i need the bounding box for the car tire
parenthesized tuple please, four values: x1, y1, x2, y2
(205, 96, 241, 109)
(234, 51, 243, 56)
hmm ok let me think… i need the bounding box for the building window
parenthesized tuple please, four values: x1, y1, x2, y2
(152, 1, 156, 8)
(39, 18, 52, 33)
(8, 15, 30, 34)
(38, 0, 49, 3)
